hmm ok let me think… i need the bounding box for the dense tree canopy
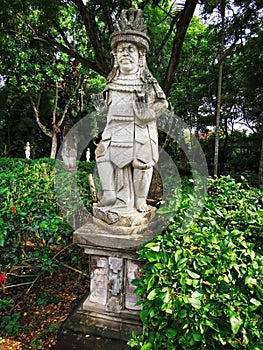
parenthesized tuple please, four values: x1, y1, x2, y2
(0, 0, 200, 90)
(0, 0, 262, 182)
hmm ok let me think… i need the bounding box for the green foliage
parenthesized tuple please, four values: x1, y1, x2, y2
(0, 300, 12, 310)
(1, 313, 21, 336)
(130, 176, 263, 349)
(198, 131, 261, 179)
(0, 157, 93, 272)
(37, 292, 59, 306)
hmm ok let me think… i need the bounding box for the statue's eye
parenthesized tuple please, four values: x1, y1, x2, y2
(128, 46, 135, 52)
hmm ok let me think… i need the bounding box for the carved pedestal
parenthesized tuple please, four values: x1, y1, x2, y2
(93, 204, 156, 235)
(87, 255, 142, 313)
(60, 223, 155, 344)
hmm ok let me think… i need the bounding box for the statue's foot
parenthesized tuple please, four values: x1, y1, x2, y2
(99, 191, 116, 206)
(136, 197, 150, 212)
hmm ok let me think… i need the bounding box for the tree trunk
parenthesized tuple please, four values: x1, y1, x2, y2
(163, 0, 198, 96)
(214, 62, 223, 176)
(50, 131, 58, 159)
(258, 128, 263, 189)
(214, 0, 225, 176)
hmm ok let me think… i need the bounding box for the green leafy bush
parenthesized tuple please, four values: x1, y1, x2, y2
(1, 313, 21, 336)
(130, 176, 263, 349)
(0, 158, 94, 272)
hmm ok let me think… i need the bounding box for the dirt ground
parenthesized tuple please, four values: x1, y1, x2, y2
(0, 249, 89, 350)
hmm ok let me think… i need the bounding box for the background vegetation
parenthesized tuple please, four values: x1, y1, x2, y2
(0, 0, 262, 182)
(0, 0, 262, 349)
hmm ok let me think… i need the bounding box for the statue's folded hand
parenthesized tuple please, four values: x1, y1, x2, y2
(91, 93, 107, 113)
(133, 98, 156, 123)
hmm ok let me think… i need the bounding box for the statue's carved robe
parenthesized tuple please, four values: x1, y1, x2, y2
(95, 76, 166, 209)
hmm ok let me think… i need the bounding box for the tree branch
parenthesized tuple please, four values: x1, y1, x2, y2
(17, 9, 105, 75)
(47, 15, 76, 52)
(32, 32, 103, 75)
(53, 82, 59, 126)
(154, 12, 180, 60)
(61, 262, 89, 278)
(28, 93, 52, 137)
(217, 41, 237, 66)
(99, 0, 114, 34)
(3, 281, 35, 290)
(56, 74, 83, 128)
(71, 0, 110, 76)
(163, 0, 198, 96)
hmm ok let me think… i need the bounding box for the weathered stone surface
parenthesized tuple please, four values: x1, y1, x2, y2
(125, 260, 143, 311)
(106, 257, 123, 313)
(73, 222, 157, 251)
(89, 256, 108, 305)
(73, 222, 145, 340)
(56, 295, 141, 345)
(83, 253, 142, 313)
(93, 204, 156, 235)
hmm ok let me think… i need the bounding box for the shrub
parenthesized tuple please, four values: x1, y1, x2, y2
(130, 176, 263, 349)
(0, 158, 94, 272)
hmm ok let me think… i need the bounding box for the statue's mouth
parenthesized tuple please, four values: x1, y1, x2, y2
(119, 57, 133, 63)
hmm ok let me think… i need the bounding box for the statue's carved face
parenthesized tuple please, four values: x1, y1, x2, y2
(116, 42, 139, 74)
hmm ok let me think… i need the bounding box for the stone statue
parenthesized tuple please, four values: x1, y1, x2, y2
(86, 148, 91, 162)
(92, 8, 168, 220)
(25, 142, 30, 159)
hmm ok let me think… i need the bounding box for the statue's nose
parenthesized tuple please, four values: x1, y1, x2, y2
(122, 47, 129, 54)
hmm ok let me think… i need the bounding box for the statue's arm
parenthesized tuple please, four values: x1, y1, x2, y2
(152, 98, 169, 118)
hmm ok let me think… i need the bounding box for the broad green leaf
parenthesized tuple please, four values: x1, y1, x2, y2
(147, 289, 159, 300)
(140, 309, 148, 323)
(165, 328, 177, 339)
(178, 309, 187, 318)
(145, 242, 160, 252)
(147, 275, 156, 291)
(245, 276, 257, 285)
(174, 249, 182, 263)
(230, 315, 243, 335)
(187, 270, 200, 279)
(189, 297, 201, 309)
(164, 308, 173, 314)
(205, 319, 219, 332)
(141, 342, 153, 350)
(193, 332, 202, 341)
(250, 298, 261, 307)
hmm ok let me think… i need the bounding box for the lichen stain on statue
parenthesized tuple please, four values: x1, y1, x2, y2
(92, 8, 168, 235)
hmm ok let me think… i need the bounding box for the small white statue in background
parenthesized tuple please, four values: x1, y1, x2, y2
(25, 142, 30, 159)
(86, 148, 91, 162)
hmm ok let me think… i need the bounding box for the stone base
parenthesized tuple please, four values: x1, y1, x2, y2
(54, 296, 136, 350)
(74, 222, 157, 250)
(93, 204, 156, 235)
(56, 294, 141, 345)
(70, 223, 152, 344)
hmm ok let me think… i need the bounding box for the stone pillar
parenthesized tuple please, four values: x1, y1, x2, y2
(69, 223, 155, 342)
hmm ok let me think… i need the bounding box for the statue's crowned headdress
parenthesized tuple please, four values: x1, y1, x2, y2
(110, 8, 150, 51)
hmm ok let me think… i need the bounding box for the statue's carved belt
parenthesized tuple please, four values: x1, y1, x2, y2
(111, 142, 133, 148)
(111, 115, 134, 121)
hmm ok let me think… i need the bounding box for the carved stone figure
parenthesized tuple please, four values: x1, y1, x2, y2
(93, 8, 168, 218)
(25, 142, 30, 159)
